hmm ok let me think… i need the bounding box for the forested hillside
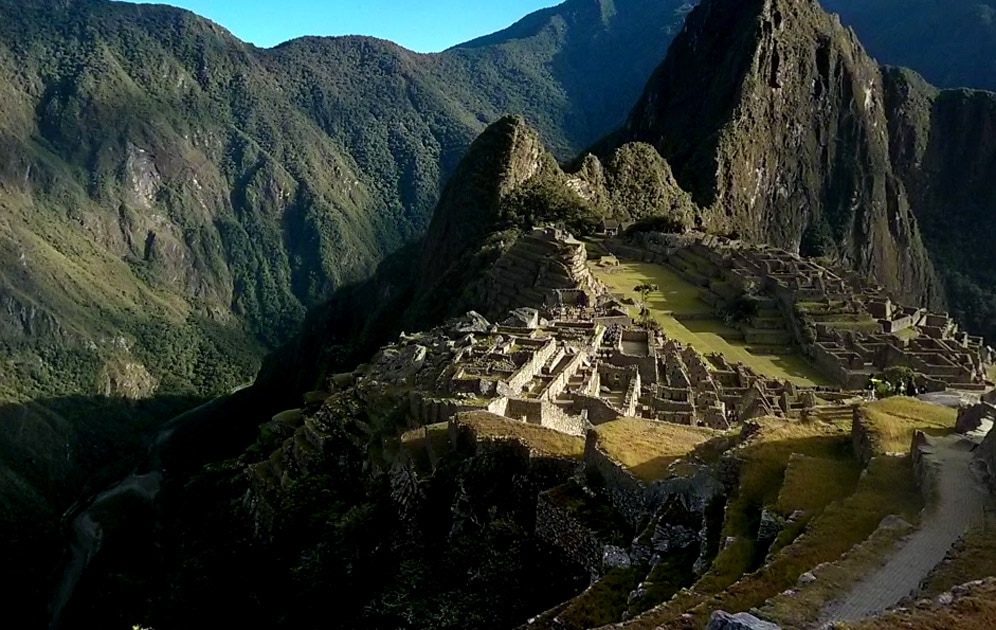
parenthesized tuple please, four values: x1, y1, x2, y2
(0, 1, 691, 622)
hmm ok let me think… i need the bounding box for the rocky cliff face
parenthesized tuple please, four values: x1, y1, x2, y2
(602, 0, 942, 306)
(883, 67, 996, 340)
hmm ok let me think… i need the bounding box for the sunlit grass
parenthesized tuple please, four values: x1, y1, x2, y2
(860, 397, 956, 455)
(592, 418, 719, 483)
(624, 455, 921, 629)
(454, 411, 584, 458)
(591, 259, 830, 387)
(922, 503, 996, 597)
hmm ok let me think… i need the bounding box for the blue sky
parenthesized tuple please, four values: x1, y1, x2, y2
(128, 0, 563, 52)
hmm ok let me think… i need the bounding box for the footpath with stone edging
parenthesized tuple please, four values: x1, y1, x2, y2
(815, 433, 988, 627)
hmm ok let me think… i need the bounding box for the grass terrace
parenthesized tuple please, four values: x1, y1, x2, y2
(591, 417, 721, 483)
(553, 567, 643, 629)
(624, 455, 921, 629)
(742, 456, 923, 629)
(591, 259, 830, 387)
(400, 422, 451, 472)
(921, 505, 996, 598)
(453, 411, 584, 459)
(860, 397, 956, 455)
(619, 417, 911, 629)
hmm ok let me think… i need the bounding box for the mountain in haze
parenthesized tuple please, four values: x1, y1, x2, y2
(825, 0, 996, 91)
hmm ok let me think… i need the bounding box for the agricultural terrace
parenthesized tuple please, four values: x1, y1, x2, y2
(591, 417, 723, 483)
(591, 259, 830, 387)
(453, 411, 585, 458)
(620, 418, 923, 629)
(860, 397, 957, 455)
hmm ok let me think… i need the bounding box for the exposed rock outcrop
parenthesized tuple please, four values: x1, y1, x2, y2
(707, 610, 782, 630)
(883, 66, 996, 341)
(599, 0, 942, 307)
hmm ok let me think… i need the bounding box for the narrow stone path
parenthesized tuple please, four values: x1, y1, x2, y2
(816, 433, 988, 627)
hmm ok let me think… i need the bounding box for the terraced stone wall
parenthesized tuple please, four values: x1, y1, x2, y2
(584, 431, 646, 527)
(535, 491, 605, 575)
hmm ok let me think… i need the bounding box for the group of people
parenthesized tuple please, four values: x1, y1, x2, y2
(865, 376, 927, 400)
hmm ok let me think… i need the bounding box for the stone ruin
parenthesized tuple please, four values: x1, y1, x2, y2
(368, 308, 812, 441)
(342, 227, 841, 447)
(481, 226, 601, 318)
(621, 230, 993, 392)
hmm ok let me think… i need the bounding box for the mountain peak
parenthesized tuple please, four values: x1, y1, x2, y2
(416, 115, 544, 286)
(606, 0, 940, 305)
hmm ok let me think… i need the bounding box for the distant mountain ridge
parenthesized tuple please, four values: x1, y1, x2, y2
(0, 0, 690, 622)
(0, 0, 690, 409)
(824, 0, 996, 92)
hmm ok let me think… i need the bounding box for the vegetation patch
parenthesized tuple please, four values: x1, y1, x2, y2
(860, 397, 956, 455)
(921, 504, 996, 597)
(760, 511, 916, 628)
(694, 456, 922, 628)
(544, 481, 631, 546)
(400, 422, 451, 472)
(776, 454, 862, 516)
(618, 419, 895, 629)
(554, 567, 643, 629)
(592, 418, 719, 483)
(591, 259, 829, 386)
(849, 579, 996, 630)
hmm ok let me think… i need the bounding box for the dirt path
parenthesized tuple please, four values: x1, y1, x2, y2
(816, 434, 988, 627)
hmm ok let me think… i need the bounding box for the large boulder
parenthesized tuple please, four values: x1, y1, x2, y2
(707, 611, 782, 630)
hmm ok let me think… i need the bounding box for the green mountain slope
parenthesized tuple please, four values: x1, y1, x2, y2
(0, 1, 693, 622)
(0, 0, 692, 401)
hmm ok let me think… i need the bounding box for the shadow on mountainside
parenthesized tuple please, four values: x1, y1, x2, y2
(0, 387, 292, 629)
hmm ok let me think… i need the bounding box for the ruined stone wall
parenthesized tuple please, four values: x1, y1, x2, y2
(584, 431, 646, 527)
(541, 352, 586, 402)
(535, 492, 605, 574)
(910, 430, 936, 501)
(448, 416, 581, 488)
(487, 397, 509, 416)
(540, 401, 589, 437)
(976, 423, 996, 493)
(409, 392, 460, 425)
(506, 397, 589, 437)
(529, 455, 583, 491)
(609, 352, 659, 385)
(574, 395, 624, 426)
(810, 343, 866, 389)
(624, 370, 641, 417)
(502, 339, 558, 396)
(507, 398, 545, 424)
(851, 407, 875, 466)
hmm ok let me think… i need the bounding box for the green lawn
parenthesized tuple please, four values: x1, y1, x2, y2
(592, 260, 831, 387)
